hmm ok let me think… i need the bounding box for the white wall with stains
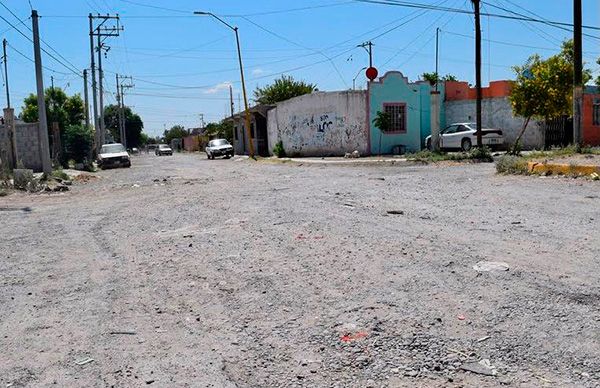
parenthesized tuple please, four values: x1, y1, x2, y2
(267, 91, 368, 157)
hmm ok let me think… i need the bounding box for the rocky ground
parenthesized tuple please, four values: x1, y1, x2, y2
(1, 153, 599, 387)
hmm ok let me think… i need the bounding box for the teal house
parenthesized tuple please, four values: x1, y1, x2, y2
(368, 71, 444, 154)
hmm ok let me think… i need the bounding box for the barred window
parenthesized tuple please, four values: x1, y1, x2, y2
(593, 103, 600, 126)
(384, 103, 407, 133)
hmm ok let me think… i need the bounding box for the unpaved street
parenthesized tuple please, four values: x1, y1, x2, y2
(1, 153, 599, 387)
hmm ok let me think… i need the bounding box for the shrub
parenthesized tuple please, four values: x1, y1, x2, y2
(64, 124, 93, 164)
(496, 155, 528, 174)
(52, 169, 70, 181)
(469, 146, 493, 162)
(273, 141, 286, 158)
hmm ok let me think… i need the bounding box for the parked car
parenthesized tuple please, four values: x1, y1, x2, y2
(426, 123, 504, 151)
(155, 144, 173, 156)
(97, 143, 131, 169)
(206, 139, 234, 159)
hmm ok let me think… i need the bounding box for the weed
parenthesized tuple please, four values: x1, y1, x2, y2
(496, 155, 529, 175)
(273, 141, 287, 158)
(51, 169, 70, 181)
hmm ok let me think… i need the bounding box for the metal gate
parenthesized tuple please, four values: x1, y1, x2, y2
(544, 116, 573, 149)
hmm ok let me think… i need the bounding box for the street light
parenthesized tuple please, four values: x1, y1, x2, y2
(352, 67, 367, 90)
(194, 11, 255, 158)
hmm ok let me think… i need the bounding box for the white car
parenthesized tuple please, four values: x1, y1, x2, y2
(205, 139, 234, 159)
(426, 123, 504, 151)
(97, 143, 131, 169)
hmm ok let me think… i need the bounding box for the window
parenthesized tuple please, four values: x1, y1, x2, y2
(593, 102, 600, 126)
(442, 125, 459, 134)
(383, 103, 407, 133)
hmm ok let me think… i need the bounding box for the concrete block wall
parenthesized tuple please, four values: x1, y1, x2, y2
(267, 91, 368, 157)
(0, 124, 11, 167)
(444, 97, 544, 149)
(15, 123, 43, 171)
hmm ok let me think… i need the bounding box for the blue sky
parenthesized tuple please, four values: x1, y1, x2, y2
(1, 0, 599, 136)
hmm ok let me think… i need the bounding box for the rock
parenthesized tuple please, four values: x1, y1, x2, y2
(473, 261, 510, 272)
(387, 210, 404, 215)
(460, 359, 497, 376)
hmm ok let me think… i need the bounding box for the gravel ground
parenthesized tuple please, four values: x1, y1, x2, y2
(1, 153, 599, 388)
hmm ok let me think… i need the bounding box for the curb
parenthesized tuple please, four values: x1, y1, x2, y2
(527, 161, 600, 176)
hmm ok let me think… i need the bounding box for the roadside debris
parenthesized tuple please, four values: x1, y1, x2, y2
(340, 331, 368, 342)
(344, 150, 360, 158)
(473, 261, 510, 272)
(109, 330, 137, 335)
(460, 359, 497, 376)
(476, 336, 491, 343)
(386, 210, 404, 215)
(75, 357, 94, 366)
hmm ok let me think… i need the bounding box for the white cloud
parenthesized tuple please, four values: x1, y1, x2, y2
(204, 81, 232, 94)
(252, 68, 265, 76)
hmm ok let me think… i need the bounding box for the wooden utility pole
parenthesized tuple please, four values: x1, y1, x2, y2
(573, 0, 583, 147)
(31, 10, 52, 173)
(472, 0, 483, 148)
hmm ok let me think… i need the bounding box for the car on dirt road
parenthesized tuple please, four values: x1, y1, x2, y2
(97, 143, 131, 169)
(155, 144, 173, 156)
(205, 139, 234, 159)
(425, 123, 504, 151)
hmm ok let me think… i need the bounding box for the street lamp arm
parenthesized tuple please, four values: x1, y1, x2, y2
(193, 11, 236, 31)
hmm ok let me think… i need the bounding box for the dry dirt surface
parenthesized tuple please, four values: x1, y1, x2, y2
(1, 153, 599, 388)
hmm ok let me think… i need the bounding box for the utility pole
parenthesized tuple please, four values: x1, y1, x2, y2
(31, 10, 52, 173)
(115, 73, 122, 143)
(117, 75, 133, 148)
(573, 0, 583, 147)
(89, 13, 122, 149)
(97, 35, 105, 144)
(2, 39, 10, 108)
(194, 11, 254, 157)
(83, 69, 90, 128)
(89, 14, 99, 152)
(435, 27, 440, 91)
(229, 84, 234, 117)
(358, 41, 374, 68)
(472, 0, 483, 148)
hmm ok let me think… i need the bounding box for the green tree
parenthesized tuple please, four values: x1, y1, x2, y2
(596, 58, 600, 87)
(509, 39, 592, 153)
(253, 75, 317, 105)
(163, 125, 189, 145)
(63, 124, 93, 164)
(21, 88, 84, 130)
(421, 72, 458, 85)
(204, 121, 234, 143)
(372, 111, 392, 156)
(103, 104, 145, 148)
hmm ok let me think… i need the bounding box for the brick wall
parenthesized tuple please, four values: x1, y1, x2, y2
(14, 123, 42, 171)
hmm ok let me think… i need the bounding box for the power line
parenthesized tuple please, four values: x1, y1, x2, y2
(354, 0, 600, 35)
(0, 2, 82, 74)
(6, 41, 71, 75)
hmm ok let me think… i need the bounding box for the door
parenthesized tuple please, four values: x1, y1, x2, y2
(440, 125, 459, 148)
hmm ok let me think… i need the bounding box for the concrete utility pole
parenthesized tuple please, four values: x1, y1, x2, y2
(194, 11, 255, 158)
(88, 14, 99, 152)
(229, 84, 234, 117)
(358, 41, 374, 68)
(97, 35, 105, 144)
(89, 14, 122, 149)
(117, 75, 133, 148)
(31, 10, 52, 174)
(115, 73, 122, 143)
(83, 69, 90, 128)
(472, 0, 483, 148)
(573, 0, 583, 147)
(2, 38, 10, 108)
(435, 27, 440, 91)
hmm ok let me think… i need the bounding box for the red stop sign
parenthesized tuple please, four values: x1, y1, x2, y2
(366, 67, 378, 81)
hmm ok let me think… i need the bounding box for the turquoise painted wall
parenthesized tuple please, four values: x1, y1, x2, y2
(369, 71, 444, 154)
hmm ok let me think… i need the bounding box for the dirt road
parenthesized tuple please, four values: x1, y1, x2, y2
(1, 153, 599, 387)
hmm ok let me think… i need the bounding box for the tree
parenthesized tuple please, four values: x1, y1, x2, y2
(421, 72, 458, 85)
(372, 111, 391, 156)
(63, 124, 93, 164)
(163, 125, 189, 145)
(204, 121, 234, 143)
(21, 88, 84, 130)
(103, 104, 145, 148)
(596, 58, 600, 88)
(509, 39, 592, 153)
(253, 75, 317, 105)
